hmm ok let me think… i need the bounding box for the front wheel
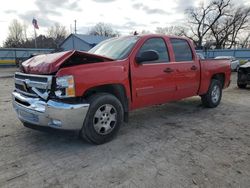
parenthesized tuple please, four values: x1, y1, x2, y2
(201, 79, 222, 108)
(80, 93, 124, 144)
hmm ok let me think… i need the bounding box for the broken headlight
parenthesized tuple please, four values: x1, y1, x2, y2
(55, 75, 75, 98)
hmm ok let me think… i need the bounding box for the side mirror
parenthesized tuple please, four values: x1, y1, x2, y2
(136, 50, 159, 63)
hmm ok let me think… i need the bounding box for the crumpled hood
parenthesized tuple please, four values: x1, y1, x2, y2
(21, 50, 114, 74)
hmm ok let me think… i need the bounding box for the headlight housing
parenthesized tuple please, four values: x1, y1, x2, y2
(55, 75, 75, 98)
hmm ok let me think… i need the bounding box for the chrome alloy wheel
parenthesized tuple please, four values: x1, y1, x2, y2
(211, 85, 220, 104)
(93, 104, 117, 135)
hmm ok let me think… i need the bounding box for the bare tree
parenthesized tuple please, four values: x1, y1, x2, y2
(3, 21, 67, 49)
(141, 30, 151, 34)
(129, 30, 151, 35)
(89, 22, 119, 37)
(4, 19, 26, 48)
(238, 32, 250, 48)
(47, 23, 68, 48)
(23, 23, 28, 42)
(186, 0, 231, 49)
(208, 6, 250, 49)
(155, 26, 187, 36)
(227, 8, 250, 48)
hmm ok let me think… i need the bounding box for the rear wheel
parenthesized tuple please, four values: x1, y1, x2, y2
(201, 79, 222, 108)
(237, 83, 247, 89)
(80, 93, 124, 144)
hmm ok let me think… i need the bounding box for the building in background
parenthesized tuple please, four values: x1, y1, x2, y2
(0, 48, 54, 67)
(59, 34, 110, 51)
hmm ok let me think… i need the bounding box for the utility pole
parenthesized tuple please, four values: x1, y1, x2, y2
(74, 20, 77, 34)
(34, 27, 37, 48)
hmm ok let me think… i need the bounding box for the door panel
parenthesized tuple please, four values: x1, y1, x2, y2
(174, 62, 200, 99)
(130, 37, 177, 109)
(131, 62, 176, 109)
(170, 38, 200, 99)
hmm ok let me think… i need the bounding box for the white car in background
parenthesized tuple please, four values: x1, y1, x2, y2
(214, 56, 240, 71)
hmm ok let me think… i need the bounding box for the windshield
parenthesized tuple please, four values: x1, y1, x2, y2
(89, 36, 139, 60)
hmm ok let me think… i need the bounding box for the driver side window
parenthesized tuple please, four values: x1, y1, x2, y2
(138, 38, 170, 63)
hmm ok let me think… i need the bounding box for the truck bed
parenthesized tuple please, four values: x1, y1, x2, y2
(199, 59, 231, 95)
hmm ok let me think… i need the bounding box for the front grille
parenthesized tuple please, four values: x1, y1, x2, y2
(14, 72, 52, 99)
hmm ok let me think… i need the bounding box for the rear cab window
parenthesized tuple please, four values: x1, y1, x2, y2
(170, 39, 193, 62)
(137, 38, 170, 63)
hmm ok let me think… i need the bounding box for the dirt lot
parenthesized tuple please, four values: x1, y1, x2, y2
(0, 72, 249, 188)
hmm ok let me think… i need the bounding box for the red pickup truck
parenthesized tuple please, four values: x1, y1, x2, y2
(12, 34, 231, 144)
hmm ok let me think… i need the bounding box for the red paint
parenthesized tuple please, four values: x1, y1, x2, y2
(24, 34, 231, 111)
(22, 50, 113, 74)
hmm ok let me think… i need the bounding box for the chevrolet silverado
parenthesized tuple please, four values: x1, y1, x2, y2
(12, 34, 231, 144)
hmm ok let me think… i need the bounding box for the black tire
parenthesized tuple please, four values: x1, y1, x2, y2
(80, 93, 124, 144)
(237, 83, 247, 89)
(201, 79, 222, 108)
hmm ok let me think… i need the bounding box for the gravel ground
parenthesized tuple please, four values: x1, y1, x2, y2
(0, 67, 18, 78)
(0, 73, 249, 188)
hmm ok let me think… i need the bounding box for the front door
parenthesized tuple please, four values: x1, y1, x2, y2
(130, 37, 177, 109)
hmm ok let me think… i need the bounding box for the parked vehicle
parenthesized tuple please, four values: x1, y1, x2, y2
(237, 61, 250, 88)
(214, 56, 240, 71)
(12, 34, 231, 144)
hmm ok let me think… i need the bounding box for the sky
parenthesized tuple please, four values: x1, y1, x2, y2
(0, 0, 249, 46)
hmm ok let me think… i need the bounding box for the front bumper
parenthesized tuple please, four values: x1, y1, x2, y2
(12, 91, 89, 130)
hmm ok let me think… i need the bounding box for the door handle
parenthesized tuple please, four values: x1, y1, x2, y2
(191, 65, 197, 71)
(163, 68, 174, 73)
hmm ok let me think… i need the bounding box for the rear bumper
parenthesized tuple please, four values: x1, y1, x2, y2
(12, 91, 89, 130)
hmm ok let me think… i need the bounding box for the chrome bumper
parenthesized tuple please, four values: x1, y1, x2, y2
(12, 92, 89, 130)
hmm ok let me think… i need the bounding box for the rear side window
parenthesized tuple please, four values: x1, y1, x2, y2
(170, 39, 193, 62)
(138, 38, 169, 63)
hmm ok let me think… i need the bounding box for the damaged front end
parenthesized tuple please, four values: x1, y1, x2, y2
(21, 50, 114, 74)
(12, 71, 89, 130)
(13, 50, 113, 131)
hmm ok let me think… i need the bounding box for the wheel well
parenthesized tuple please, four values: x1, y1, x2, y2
(83, 84, 129, 122)
(211, 73, 225, 87)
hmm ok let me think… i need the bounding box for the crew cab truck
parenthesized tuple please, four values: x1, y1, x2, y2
(12, 34, 231, 144)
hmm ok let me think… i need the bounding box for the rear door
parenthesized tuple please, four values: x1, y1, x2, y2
(130, 37, 176, 109)
(169, 38, 200, 99)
